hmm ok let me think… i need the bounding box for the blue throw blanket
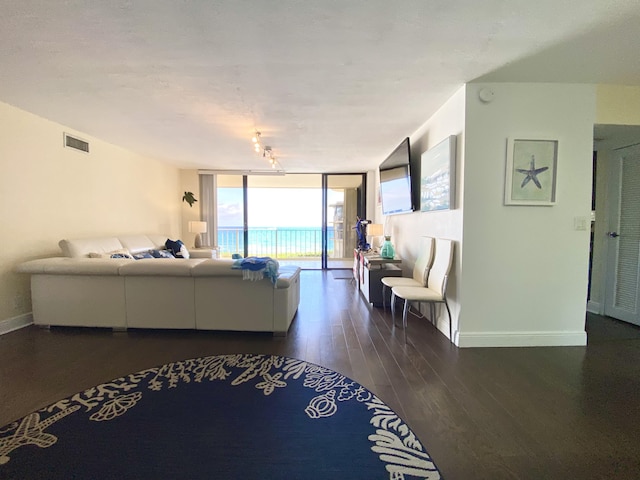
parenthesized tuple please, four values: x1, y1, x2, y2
(232, 256, 280, 285)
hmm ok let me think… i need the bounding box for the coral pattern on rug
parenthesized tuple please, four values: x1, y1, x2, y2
(0, 354, 441, 479)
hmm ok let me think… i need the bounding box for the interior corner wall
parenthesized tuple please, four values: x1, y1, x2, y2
(0, 101, 181, 325)
(375, 85, 466, 340)
(180, 169, 201, 249)
(459, 83, 595, 347)
(596, 85, 640, 124)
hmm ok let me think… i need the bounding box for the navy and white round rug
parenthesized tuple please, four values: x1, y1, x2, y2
(0, 354, 442, 479)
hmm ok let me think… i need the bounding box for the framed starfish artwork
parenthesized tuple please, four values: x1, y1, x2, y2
(504, 137, 558, 206)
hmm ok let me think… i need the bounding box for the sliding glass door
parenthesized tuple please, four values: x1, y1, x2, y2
(216, 174, 246, 257)
(247, 175, 322, 266)
(324, 174, 366, 269)
(210, 173, 365, 269)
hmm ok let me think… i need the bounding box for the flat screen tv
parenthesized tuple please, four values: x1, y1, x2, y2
(379, 138, 414, 216)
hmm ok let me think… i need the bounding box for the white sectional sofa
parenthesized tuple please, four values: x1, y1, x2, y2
(16, 235, 301, 335)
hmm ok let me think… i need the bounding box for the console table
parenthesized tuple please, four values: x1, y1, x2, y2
(355, 251, 402, 307)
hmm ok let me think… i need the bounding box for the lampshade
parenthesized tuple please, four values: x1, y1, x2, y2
(188, 221, 207, 234)
(367, 223, 384, 236)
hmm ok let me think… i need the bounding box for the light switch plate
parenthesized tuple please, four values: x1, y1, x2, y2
(574, 216, 588, 231)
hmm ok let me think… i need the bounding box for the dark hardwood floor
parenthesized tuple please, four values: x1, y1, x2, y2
(2, 271, 640, 479)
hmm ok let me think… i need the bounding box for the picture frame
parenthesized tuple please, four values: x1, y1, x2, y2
(420, 135, 456, 212)
(504, 137, 558, 206)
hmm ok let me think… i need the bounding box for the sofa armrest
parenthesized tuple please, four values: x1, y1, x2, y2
(275, 266, 301, 288)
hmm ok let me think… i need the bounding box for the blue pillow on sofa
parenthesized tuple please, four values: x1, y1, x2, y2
(150, 249, 175, 259)
(165, 239, 188, 258)
(133, 252, 154, 260)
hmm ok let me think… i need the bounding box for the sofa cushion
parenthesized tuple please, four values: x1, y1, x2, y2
(17, 257, 129, 275)
(191, 259, 243, 277)
(118, 235, 158, 254)
(146, 235, 171, 249)
(118, 258, 206, 276)
(59, 237, 124, 258)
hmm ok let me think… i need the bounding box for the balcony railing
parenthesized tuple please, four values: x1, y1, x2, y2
(217, 227, 341, 258)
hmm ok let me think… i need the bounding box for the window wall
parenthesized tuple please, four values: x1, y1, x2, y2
(203, 172, 366, 269)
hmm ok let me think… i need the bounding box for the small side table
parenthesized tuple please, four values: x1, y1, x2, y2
(189, 247, 220, 259)
(359, 254, 402, 307)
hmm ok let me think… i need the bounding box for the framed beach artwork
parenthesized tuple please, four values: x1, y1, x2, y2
(420, 135, 456, 212)
(504, 137, 558, 206)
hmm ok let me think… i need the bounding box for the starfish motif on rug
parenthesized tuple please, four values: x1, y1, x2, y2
(0, 406, 79, 464)
(516, 154, 548, 189)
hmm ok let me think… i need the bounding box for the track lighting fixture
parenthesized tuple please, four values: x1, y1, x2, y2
(251, 130, 284, 172)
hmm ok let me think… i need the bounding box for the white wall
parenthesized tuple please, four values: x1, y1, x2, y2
(459, 83, 595, 347)
(0, 101, 181, 326)
(375, 86, 466, 340)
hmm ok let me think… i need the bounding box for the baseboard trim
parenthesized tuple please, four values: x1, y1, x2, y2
(0, 313, 34, 335)
(587, 300, 602, 314)
(457, 330, 587, 348)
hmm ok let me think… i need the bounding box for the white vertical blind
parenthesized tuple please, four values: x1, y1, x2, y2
(199, 174, 217, 247)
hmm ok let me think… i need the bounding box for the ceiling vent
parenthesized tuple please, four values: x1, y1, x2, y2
(63, 133, 89, 153)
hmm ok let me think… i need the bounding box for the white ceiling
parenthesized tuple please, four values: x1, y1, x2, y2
(2, 1, 640, 173)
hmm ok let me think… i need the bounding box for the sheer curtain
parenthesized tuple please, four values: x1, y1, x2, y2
(199, 173, 217, 247)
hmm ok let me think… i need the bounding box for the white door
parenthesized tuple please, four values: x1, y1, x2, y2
(604, 143, 640, 326)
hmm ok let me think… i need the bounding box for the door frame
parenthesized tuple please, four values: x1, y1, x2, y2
(322, 173, 367, 269)
(602, 143, 640, 325)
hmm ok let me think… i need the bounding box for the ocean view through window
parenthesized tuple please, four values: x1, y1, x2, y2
(216, 179, 336, 258)
(217, 226, 334, 258)
(213, 173, 362, 268)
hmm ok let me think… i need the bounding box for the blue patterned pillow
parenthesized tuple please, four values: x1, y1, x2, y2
(165, 239, 188, 258)
(110, 253, 134, 259)
(133, 252, 154, 260)
(150, 249, 175, 259)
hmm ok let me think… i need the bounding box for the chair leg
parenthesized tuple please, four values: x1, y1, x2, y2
(382, 284, 387, 310)
(402, 299, 410, 329)
(391, 292, 397, 319)
(444, 299, 452, 342)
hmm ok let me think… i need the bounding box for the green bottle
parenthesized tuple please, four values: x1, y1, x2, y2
(380, 236, 395, 259)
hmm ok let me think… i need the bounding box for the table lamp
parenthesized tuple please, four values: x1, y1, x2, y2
(367, 223, 384, 251)
(188, 221, 207, 248)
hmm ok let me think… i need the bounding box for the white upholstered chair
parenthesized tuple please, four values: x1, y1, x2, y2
(391, 238, 454, 339)
(381, 237, 435, 310)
